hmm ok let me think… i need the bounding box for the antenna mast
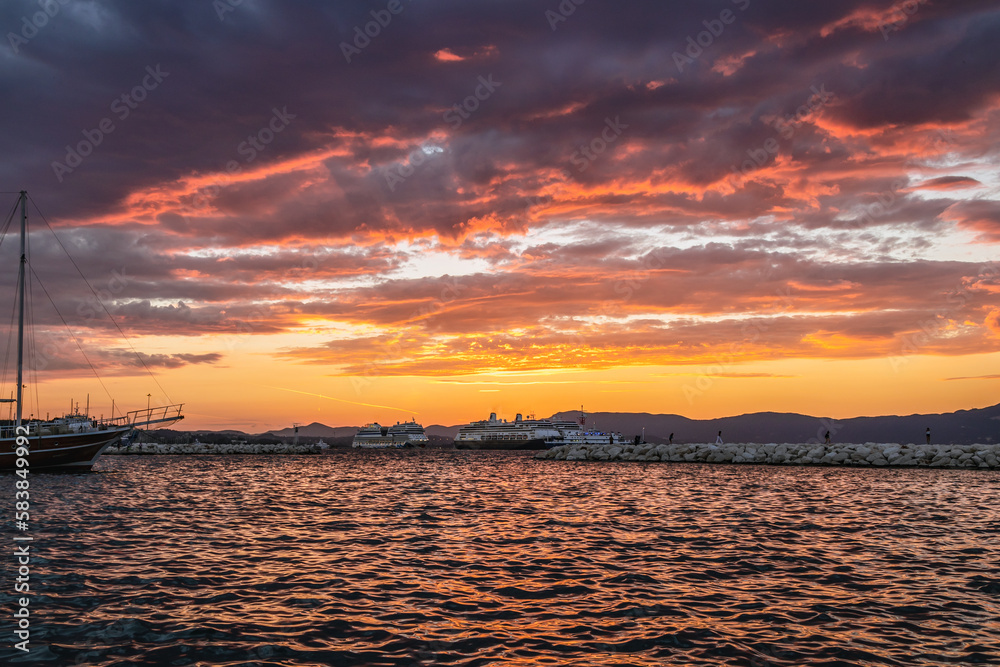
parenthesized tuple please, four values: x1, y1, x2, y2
(15, 191, 27, 427)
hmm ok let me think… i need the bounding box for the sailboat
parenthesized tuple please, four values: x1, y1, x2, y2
(0, 191, 184, 470)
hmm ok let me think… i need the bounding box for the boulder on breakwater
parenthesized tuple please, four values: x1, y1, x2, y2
(106, 442, 325, 456)
(535, 441, 1000, 468)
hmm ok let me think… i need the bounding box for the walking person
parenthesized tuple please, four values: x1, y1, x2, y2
(715, 430, 723, 445)
(825, 431, 831, 444)
(669, 433, 674, 444)
(926, 427, 931, 445)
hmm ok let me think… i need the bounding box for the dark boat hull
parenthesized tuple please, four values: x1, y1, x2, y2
(455, 438, 551, 451)
(0, 428, 128, 471)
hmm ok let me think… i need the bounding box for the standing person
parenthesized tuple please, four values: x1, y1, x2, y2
(825, 431, 831, 444)
(715, 431, 723, 445)
(926, 427, 931, 444)
(669, 433, 674, 444)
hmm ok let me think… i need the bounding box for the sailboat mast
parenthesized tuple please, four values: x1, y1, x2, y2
(15, 191, 26, 427)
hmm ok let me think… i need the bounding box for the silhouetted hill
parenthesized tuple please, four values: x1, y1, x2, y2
(550, 404, 1000, 445)
(138, 403, 998, 446)
(267, 422, 356, 438)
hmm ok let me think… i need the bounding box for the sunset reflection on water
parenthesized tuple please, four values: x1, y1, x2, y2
(3, 450, 998, 666)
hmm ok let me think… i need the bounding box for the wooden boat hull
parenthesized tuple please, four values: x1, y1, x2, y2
(0, 428, 128, 471)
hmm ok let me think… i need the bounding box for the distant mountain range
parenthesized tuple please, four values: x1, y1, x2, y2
(268, 422, 357, 438)
(205, 404, 999, 446)
(151, 405, 1000, 447)
(546, 404, 999, 445)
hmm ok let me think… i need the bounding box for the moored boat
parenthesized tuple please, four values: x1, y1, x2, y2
(454, 409, 630, 450)
(352, 419, 428, 448)
(0, 191, 184, 471)
(454, 413, 563, 450)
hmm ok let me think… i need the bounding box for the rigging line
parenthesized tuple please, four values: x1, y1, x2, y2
(26, 194, 173, 404)
(1, 274, 16, 399)
(0, 199, 17, 254)
(28, 265, 117, 409)
(0, 201, 17, 395)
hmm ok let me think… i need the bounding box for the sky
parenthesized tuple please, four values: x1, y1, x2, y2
(1, 0, 999, 431)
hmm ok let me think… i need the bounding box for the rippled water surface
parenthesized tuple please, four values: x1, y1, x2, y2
(2, 451, 999, 666)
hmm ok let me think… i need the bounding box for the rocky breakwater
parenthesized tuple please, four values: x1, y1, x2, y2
(106, 442, 326, 456)
(535, 441, 1000, 468)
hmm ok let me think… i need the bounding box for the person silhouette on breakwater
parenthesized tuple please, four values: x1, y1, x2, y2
(715, 431, 723, 445)
(669, 433, 674, 444)
(926, 427, 931, 444)
(825, 431, 831, 444)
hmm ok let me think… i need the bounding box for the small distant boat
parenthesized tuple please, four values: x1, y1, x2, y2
(0, 191, 184, 470)
(352, 420, 428, 448)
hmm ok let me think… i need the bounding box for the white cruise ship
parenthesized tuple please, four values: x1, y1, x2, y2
(454, 413, 564, 450)
(352, 420, 428, 448)
(455, 410, 630, 450)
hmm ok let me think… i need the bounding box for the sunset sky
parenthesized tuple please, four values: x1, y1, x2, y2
(1, 0, 999, 431)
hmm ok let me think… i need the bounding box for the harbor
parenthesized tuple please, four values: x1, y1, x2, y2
(3, 1, 1000, 664)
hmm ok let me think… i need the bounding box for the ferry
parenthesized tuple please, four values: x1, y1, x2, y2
(454, 413, 564, 450)
(551, 409, 631, 447)
(454, 410, 630, 450)
(352, 420, 428, 448)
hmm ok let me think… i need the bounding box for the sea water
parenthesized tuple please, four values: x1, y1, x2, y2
(1, 450, 998, 665)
